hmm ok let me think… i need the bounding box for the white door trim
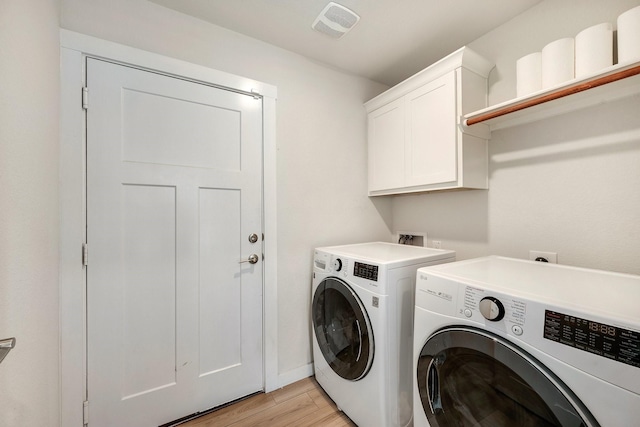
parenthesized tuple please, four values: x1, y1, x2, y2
(59, 29, 278, 427)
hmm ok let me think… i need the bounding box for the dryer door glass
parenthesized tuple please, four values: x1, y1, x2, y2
(416, 327, 599, 427)
(312, 277, 374, 381)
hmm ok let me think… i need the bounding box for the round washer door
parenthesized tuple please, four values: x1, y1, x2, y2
(312, 277, 374, 381)
(416, 327, 599, 427)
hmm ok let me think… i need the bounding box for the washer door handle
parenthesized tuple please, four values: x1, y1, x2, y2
(427, 358, 443, 414)
(354, 319, 362, 362)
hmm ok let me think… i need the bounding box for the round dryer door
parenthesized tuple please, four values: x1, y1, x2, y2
(416, 327, 599, 427)
(312, 277, 374, 381)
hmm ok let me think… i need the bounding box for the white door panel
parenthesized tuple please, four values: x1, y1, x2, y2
(121, 89, 241, 170)
(367, 98, 405, 192)
(199, 188, 242, 375)
(86, 58, 263, 426)
(406, 72, 457, 186)
(122, 184, 178, 399)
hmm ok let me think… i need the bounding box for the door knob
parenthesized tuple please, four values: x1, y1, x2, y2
(239, 254, 259, 264)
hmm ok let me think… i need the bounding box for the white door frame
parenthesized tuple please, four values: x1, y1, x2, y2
(59, 29, 278, 427)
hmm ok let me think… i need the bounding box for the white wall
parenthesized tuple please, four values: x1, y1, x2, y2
(0, 0, 61, 425)
(59, 0, 393, 382)
(392, 0, 640, 274)
(6, 1, 636, 424)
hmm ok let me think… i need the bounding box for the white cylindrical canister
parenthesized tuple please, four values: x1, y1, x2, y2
(542, 37, 575, 89)
(516, 52, 542, 97)
(575, 23, 613, 77)
(617, 5, 640, 64)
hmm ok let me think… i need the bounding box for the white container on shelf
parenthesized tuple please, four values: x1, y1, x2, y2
(542, 37, 575, 88)
(575, 23, 613, 77)
(516, 52, 542, 97)
(617, 5, 640, 64)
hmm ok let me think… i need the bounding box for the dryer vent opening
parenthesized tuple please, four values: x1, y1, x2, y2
(312, 2, 360, 39)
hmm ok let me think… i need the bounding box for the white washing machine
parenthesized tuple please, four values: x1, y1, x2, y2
(413, 256, 640, 427)
(312, 242, 456, 427)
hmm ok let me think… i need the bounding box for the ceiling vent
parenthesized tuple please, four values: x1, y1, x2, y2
(312, 2, 360, 39)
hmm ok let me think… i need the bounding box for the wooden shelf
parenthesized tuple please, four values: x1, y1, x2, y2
(462, 60, 640, 133)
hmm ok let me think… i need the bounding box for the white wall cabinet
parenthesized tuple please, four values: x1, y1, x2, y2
(365, 47, 493, 196)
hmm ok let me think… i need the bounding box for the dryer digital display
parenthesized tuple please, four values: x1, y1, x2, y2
(353, 262, 378, 281)
(544, 310, 640, 368)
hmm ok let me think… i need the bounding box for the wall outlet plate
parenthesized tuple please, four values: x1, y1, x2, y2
(529, 250, 558, 263)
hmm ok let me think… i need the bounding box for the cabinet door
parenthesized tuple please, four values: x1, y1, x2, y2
(368, 97, 405, 192)
(405, 71, 457, 187)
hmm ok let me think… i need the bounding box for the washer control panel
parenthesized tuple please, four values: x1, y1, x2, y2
(353, 261, 378, 282)
(457, 286, 527, 334)
(479, 297, 505, 321)
(314, 250, 380, 285)
(544, 310, 640, 368)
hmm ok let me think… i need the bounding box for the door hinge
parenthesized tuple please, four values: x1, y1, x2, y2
(82, 87, 89, 110)
(83, 400, 89, 425)
(82, 243, 88, 266)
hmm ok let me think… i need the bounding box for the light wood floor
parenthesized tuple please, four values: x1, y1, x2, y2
(177, 377, 357, 427)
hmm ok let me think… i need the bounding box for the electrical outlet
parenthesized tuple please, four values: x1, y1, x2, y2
(529, 250, 558, 264)
(433, 240, 442, 249)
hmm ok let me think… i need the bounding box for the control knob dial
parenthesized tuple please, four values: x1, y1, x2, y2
(479, 297, 505, 322)
(333, 258, 343, 272)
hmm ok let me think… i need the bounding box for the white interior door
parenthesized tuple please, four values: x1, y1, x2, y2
(86, 58, 264, 427)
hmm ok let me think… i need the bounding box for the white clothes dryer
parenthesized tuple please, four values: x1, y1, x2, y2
(413, 256, 640, 427)
(312, 242, 455, 427)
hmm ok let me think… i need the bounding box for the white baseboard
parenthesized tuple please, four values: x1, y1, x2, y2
(272, 363, 314, 391)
